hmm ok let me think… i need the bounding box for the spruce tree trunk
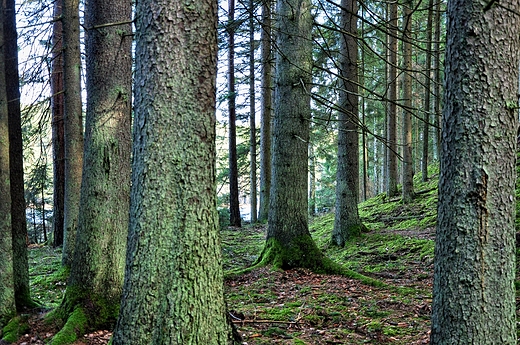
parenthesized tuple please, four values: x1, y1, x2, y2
(249, 0, 257, 224)
(386, 0, 398, 198)
(0, 5, 15, 325)
(432, 0, 442, 159)
(228, 0, 241, 228)
(61, 0, 84, 267)
(401, 0, 414, 203)
(51, 0, 65, 248)
(256, 0, 331, 271)
(112, 0, 233, 343)
(421, 0, 433, 182)
(4, 0, 33, 309)
(53, 0, 132, 338)
(258, 0, 272, 222)
(431, 0, 519, 343)
(332, 0, 365, 247)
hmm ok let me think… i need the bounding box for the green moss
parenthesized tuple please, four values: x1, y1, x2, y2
(1, 315, 29, 343)
(253, 236, 343, 274)
(49, 307, 87, 345)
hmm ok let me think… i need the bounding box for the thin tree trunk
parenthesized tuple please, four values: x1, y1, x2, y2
(386, 0, 398, 198)
(0, 2, 15, 324)
(431, 1, 519, 343)
(401, 0, 414, 203)
(308, 144, 316, 216)
(421, 0, 434, 182)
(51, 0, 65, 248)
(258, 0, 272, 222)
(332, 0, 366, 247)
(228, 0, 241, 227)
(62, 0, 84, 267)
(4, 0, 33, 309)
(249, 0, 257, 224)
(432, 0, 442, 159)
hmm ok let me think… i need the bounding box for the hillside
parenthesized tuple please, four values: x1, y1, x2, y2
(4, 164, 520, 344)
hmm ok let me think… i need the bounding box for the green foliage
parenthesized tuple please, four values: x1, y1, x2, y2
(1, 315, 29, 343)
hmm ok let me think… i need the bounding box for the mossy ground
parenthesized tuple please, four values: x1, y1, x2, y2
(9, 163, 520, 344)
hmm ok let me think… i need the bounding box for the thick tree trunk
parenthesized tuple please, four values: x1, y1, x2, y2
(0, 5, 15, 325)
(228, 0, 241, 228)
(51, 0, 65, 248)
(255, 0, 335, 271)
(61, 0, 84, 267)
(51, 0, 132, 341)
(112, 0, 233, 343)
(431, 1, 519, 343)
(258, 0, 272, 222)
(332, 0, 366, 247)
(4, 0, 33, 309)
(386, 0, 398, 198)
(401, 0, 414, 203)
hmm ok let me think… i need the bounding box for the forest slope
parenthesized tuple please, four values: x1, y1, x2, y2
(4, 164, 520, 344)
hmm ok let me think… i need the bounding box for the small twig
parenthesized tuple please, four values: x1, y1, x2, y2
(483, 0, 497, 12)
(232, 319, 299, 325)
(86, 20, 134, 31)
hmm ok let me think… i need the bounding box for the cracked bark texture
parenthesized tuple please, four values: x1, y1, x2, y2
(112, 0, 232, 343)
(431, 0, 519, 344)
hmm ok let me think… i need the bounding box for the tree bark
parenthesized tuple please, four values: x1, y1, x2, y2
(386, 0, 398, 198)
(112, 0, 234, 343)
(249, 0, 258, 224)
(4, 0, 33, 309)
(52, 0, 133, 339)
(421, 0, 434, 182)
(401, 0, 414, 203)
(228, 0, 241, 227)
(255, 0, 334, 271)
(0, 3, 15, 325)
(431, 0, 519, 343)
(258, 0, 272, 222)
(332, 0, 366, 246)
(61, 0, 84, 267)
(51, 0, 65, 248)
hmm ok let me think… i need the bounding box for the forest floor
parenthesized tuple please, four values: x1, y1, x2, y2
(4, 166, 520, 344)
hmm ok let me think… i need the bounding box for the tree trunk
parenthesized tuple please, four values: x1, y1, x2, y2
(386, 0, 398, 198)
(255, 0, 334, 271)
(258, 0, 272, 223)
(332, 0, 366, 247)
(308, 144, 316, 216)
(249, 0, 258, 224)
(401, 0, 414, 203)
(51, 0, 133, 340)
(0, 4, 15, 325)
(112, 1, 234, 343)
(228, 0, 241, 228)
(432, 0, 442, 159)
(51, 0, 65, 248)
(61, 0, 84, 267)
(4, 0, 33, 309)
(431, 1, 519, 343)
(421, 0, 434, 182)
